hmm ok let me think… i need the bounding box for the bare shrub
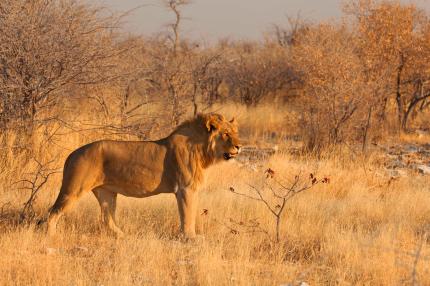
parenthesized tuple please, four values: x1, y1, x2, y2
(0, 0, 129, 130)
(229, 168, 329, 243)
(14, 159, 60, 223)
(223, 43, 296, 106)
(290, 23, 368, 150)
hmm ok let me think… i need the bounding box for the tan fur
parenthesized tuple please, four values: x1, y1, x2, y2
(46, 113, 241, 238)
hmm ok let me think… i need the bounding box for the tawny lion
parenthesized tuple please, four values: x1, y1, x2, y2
(46, 113, 241, 239)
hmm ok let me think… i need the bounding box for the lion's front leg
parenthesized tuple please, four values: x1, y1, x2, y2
(175, 188, 199, 239)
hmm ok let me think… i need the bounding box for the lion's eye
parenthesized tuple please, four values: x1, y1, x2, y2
(224, 133, 229, 138)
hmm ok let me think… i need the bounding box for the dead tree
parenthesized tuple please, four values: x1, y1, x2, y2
(163, 0, 191, 55)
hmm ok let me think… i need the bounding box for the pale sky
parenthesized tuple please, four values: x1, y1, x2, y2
(99, 0, 430, 40)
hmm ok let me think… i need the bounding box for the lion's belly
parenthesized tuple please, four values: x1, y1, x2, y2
(100, 165, 174, 197)
(97, 183, 169, 198)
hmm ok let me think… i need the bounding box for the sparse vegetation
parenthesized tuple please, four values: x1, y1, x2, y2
(229, 168, 329, 243)
(1, 0, 430, 285)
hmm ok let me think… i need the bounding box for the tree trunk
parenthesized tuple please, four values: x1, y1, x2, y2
(169, 84, 180, 126)
(395, 53, 405, 133)
(362, 106, 372, 152)
(402, 92, 430, 131)
(192, 83, 198, 116)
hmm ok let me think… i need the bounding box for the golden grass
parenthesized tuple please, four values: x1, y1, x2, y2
(1, 152, 430, 285)
(1, 104, 429, 285)
(205, 103, 299, 146)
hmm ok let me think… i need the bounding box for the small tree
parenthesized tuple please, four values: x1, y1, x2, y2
(229, 168, 329, 243)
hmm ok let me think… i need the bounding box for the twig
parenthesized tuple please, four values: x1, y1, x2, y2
(14, 158, 61, 223)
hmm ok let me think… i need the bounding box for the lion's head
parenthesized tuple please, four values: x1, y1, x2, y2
(203, 113, 241, 162)
(173, 113, 242, 165)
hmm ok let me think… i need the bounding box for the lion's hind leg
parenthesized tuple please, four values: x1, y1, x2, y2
(92, 188, 124, 238)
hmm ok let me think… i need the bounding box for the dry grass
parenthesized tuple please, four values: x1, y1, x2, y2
(1, 151, 430, 285)
(205, 103, 299, 146)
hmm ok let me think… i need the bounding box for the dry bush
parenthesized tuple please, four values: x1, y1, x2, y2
(0, 1, 142, 221)
(143, 40, 225, 127)
(2, 0, 428, 154)
(222, 42, 296, 106)
(279, 0, 430, 151)
(290, 23, 370, 150)
(345, 0, 430, 131)
(0, 0, 130, 129)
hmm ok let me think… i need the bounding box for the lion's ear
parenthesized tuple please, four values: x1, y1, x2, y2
(205, 115, 219, 132)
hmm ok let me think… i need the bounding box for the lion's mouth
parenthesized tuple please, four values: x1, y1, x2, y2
(223, 152, 238, 160)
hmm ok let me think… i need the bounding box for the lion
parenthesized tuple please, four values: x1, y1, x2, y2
(46, 113, 241, 239)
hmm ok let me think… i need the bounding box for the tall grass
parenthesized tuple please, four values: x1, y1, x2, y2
(1, 149, 429, 285)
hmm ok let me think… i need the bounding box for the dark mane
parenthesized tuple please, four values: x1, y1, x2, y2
(172, 113, 225, 135)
